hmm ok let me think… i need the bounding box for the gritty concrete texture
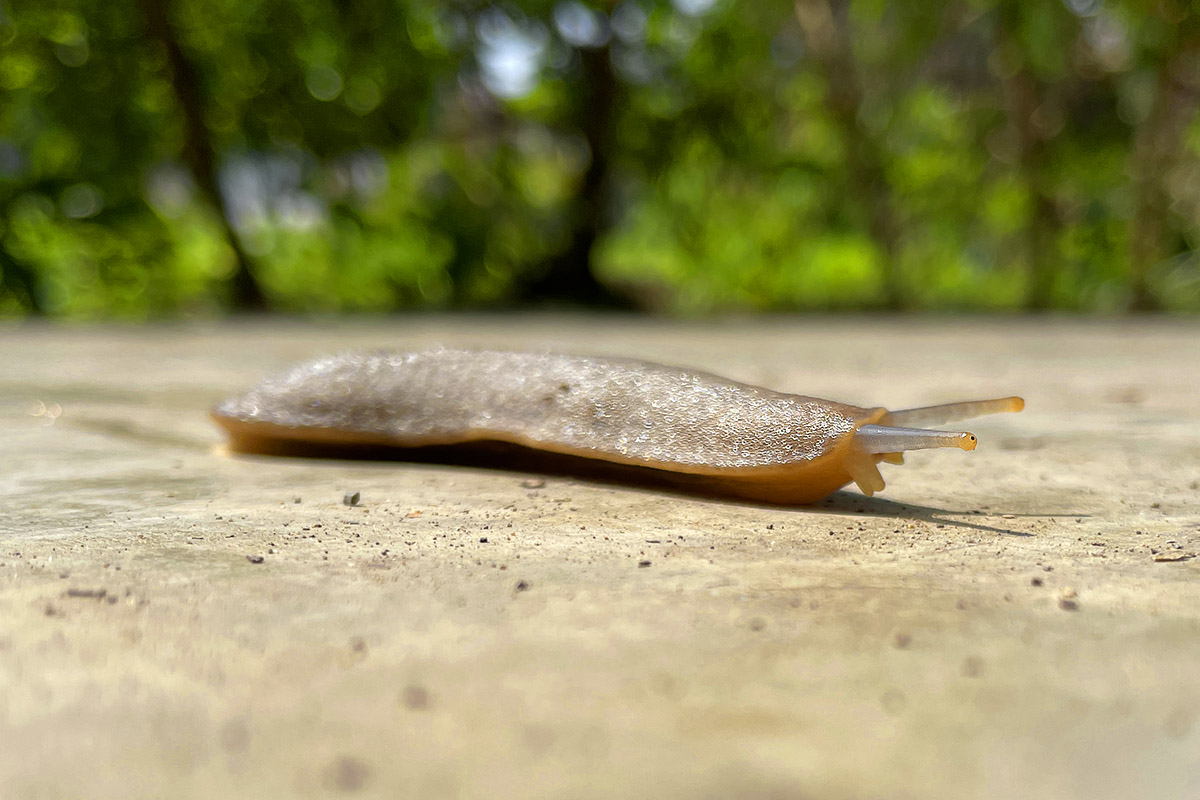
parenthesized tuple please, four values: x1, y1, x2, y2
(1, 316, 1198, 800)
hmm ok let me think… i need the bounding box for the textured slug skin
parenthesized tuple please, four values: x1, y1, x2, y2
(212, 349, 890, 504)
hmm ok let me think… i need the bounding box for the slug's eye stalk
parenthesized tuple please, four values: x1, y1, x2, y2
(855, 425, 977, 454)
(887, 396, 1024, 427)
(845, 396, 1023, 497)
(854, 395, 1023, 455)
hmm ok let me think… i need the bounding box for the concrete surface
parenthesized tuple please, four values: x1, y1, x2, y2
(1, 316, 1197, 800)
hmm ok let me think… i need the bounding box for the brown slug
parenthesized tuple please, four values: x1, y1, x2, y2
(211, 348, 1023, 504)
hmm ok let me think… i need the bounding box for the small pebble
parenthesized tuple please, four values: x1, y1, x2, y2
(1058, 587, 1079, 611)
(1153, 553, 1194, 562)
(246, 555, 264, 564)
(343, 492, 361, 507)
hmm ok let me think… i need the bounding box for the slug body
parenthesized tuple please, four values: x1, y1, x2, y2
(212, 349, 1023, 504)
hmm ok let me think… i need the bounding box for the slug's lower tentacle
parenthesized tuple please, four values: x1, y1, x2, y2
(887, 396, 1024, 427)
(845, 449, 886, 496)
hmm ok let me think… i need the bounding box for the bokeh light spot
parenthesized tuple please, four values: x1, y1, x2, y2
(306, 65, 343, 101)
(61, 183, 104, 219)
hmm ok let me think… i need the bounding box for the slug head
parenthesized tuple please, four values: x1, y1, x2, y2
(846, 396, 1024, 496)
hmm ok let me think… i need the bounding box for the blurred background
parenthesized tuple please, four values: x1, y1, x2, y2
(1, 0, 1199, 318)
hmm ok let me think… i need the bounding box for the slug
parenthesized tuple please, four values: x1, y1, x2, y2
(212, 348, 1023, 504)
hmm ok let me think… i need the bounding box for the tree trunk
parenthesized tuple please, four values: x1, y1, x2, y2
(995, 4, 1060, 311)
(796, 0, 904, 309)
(519, 44, 629, 307)
(139, 0, 267, 311)
(1128, 43, 1200, 312)
(1008, 69, 1056, 310)
(0, 236, 45, 314)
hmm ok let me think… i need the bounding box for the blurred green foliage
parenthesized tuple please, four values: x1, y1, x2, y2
(2, 0, 1200, 316)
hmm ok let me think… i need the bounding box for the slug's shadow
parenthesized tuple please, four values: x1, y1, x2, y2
(807, 492, 1079, 537)
(222, 437, 1082, 536)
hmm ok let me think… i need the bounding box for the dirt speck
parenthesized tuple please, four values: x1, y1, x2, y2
(401, 685, 430, 710)
(246, 555, 264, 564)
(1058, 588, 1080, 611)
(218, 719, 250, 754)
(638, 560, 652, 568)
(66, 588, 107, 599)
(962, 656, 985, 678)
(328, 756, 369, 792)
(515, 580, 530, 592)
(1164, 707, 1195, 739)
(893, 632, 912, 649)
(524, 725, 556, 752)
(881, 689, 907, 715)
(521, 478, 546, 489)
